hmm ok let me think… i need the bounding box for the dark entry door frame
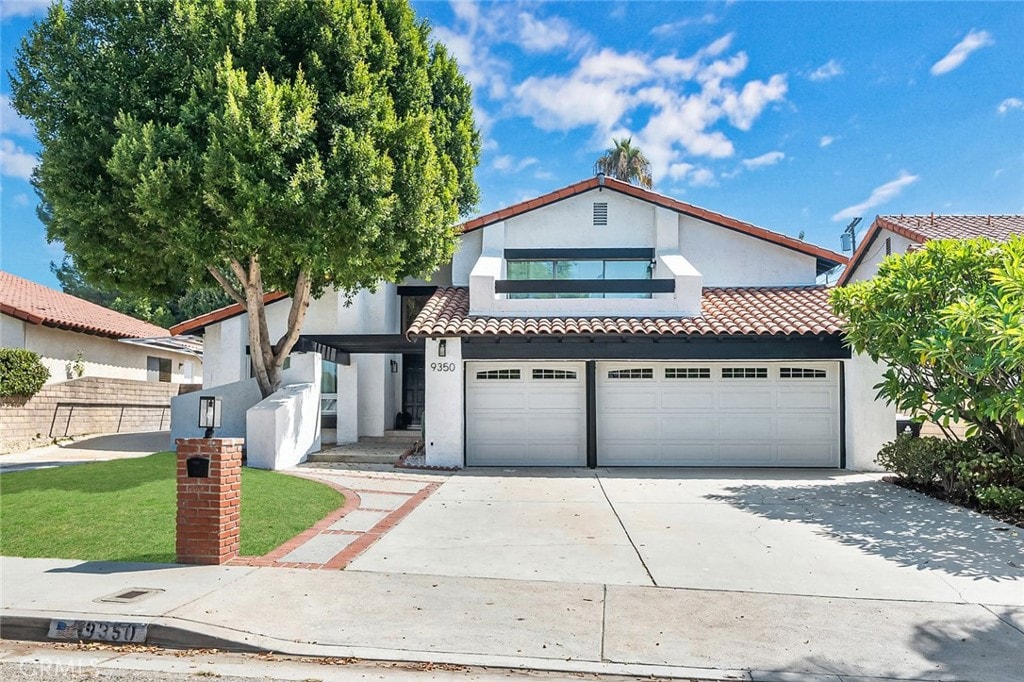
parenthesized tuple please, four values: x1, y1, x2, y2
(401, 354, 426, 427)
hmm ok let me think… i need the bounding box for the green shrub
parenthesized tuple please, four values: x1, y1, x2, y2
(974, 485, 1024, 513)
(0, 348, 50, 397)
(970, 483, 1024, 509)
(876, 436, 981, 499)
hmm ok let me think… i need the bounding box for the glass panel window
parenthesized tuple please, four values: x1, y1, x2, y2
(506, 258, 653, 299)
(722, 367, 768, 379)
(322, 360, 338, 393)
(608, 368, 654, 379)
(605, 260, 651, 279)
(320, 397, 338, 414)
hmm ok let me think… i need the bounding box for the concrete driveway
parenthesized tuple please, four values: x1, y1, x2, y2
(0, 431, 170, 473)
(348, 468, 1024, 606)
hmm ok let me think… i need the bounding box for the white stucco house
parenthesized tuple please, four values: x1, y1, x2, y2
(172, 175, 924, 471)
(0, 270, 201, 385)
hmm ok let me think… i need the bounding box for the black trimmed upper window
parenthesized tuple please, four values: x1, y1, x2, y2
(476, 369, 521, 380)
(665, 367, 711, 379)
(607, 368, 654, 379)
(532, 369, 578, 380)
(506, 258, 652, 300)
(721, 367, 768, 379)
(780, 367, 827, 379)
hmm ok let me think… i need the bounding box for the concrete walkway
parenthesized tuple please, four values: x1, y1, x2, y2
(0, 431, 170, 473)
(3, 556, 1023, 681)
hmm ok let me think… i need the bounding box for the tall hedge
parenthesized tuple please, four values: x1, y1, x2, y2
(0, 349, 51, 398)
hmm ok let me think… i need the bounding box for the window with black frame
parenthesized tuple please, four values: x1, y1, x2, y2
(505, 258, 653, 299)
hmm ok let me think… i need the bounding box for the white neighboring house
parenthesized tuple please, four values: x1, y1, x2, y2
(0, 270, 201, 384)
(174, 175, 914, 471)
(837, 214, 1023, 285)
(837, 214, 1023, 441)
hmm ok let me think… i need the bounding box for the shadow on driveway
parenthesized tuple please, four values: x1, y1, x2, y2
(706, 479, 1024, 581)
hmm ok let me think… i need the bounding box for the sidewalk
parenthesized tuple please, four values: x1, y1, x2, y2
(3, 556, 1022, 681)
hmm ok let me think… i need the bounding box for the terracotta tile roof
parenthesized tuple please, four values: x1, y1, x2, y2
(0, 270, 169, 339)
(407, 286, 844, 339)
(459, 176, 848, 268)
(170, 291, 289, 335)
(837, 214, 1023, 285)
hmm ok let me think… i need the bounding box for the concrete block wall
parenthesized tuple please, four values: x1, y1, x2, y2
(0, 377, 198, 453)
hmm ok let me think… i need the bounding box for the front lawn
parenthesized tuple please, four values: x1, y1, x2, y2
(0, 452, 343, 562)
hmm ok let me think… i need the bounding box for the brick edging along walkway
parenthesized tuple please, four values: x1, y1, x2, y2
(230, 471, 440, 571)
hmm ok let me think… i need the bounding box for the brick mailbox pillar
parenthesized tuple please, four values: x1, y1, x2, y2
(175, 438, 243, 565)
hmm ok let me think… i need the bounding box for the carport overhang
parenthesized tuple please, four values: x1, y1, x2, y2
(300, 334, 425, 366)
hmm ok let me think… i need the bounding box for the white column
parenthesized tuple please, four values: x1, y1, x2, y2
(844, 353, 896, 471)
(336, 361, 359, 444)
(356, 354, 386, 437)
(424, 337, 464, 468)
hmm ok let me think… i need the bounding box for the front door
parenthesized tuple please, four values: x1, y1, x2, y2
(401, 354, 425, 427)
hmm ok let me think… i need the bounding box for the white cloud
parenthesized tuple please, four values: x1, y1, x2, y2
(517, 12, 585, 53)
(650, 14, 718, 37)
(819, 135, 835, 148)
(0, 95, 35, 137)
(514, 34, 788, 180)
(13, 192, 30, 206)
(742, 151, 785, 169)
(997, 97, 1023, 114)
(1, 0, 51, 20)
(720, 74, 788, 130)
(808, 59, 843, 82)
(930, 29, 994, 76)
(493, 154, 540, 173)
(0, 138, 38, 180)
(688, 168, 717, 187)
(832, 171, 920, 221)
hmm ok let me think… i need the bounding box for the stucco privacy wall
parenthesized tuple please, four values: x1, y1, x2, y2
(170, 351, 321, 446)
(423, 337, 463, 468)
(843, 353, 896, 471)
(2, 316, 198, 385)
(246, 353, 322, 469)
(1, 377, 192, 453)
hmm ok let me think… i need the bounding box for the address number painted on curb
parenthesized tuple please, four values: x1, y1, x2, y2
(48, 619, 148, 643)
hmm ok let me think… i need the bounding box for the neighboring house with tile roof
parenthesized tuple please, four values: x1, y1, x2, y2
(0, 271, 201, 386)
(837, 214, 1023, 285)
(175, 175, 925, 471)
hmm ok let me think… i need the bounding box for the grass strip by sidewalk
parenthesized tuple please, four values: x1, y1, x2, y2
(0, 452, 343, 562)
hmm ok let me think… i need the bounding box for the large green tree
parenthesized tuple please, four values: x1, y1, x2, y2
(832, 237, 1024, 459)
(12, 0, 479, 397)
(594, 137, 653, 188)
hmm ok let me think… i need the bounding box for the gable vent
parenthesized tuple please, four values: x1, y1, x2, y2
(593, 202, 608, 226)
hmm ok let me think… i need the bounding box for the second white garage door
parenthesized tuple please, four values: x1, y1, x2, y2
(597, 361, 840, 467)
(465, 361, 586, 466)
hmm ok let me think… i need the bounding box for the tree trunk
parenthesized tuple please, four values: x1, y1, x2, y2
(211, 259, 313, 399)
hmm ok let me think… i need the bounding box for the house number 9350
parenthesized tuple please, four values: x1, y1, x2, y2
(430, 362, 456, 373)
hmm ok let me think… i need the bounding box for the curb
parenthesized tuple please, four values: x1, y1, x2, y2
(1, 611, 759, 681)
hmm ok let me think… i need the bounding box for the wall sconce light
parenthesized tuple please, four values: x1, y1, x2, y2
(438, 339, 447, 358)
(390, 359, 399, 373)
(198, 395, 222, 439)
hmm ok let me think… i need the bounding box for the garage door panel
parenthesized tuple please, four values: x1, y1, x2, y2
(778, 415, 835, 439)
(717, 414, 773, 439)
(661, 416, 716, 439)
(466, 362, 586, 467)
(782, 389, 834, 409)
(718, 390, 774, 409)
(778, 443, 838, 466)
(661, 390, 715, 409)
(602, 389, 659, 410)
(598, 361, 839, 468)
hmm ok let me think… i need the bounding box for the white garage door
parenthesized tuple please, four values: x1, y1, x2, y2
(597, 362, 839, 467)
(466, 362, 587, 466)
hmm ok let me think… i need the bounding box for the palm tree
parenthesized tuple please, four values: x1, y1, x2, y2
(594, 137, 653, 188)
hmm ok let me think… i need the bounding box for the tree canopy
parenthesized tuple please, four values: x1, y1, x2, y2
(594, 137, 653, 188)
(831, 237, 1024, 459)
(13, 0, 480, 396)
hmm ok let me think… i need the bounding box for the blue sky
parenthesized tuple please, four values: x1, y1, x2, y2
(2, 1, 1022, 289)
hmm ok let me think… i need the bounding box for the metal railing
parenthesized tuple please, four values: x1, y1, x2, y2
(49, 402, 170, 438)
